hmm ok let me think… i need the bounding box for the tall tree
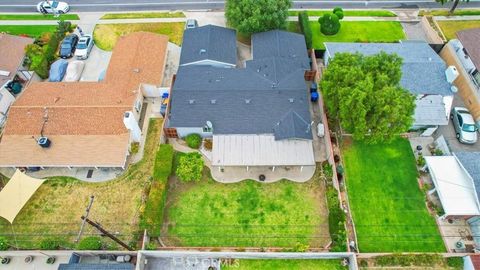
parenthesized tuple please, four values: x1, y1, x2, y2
(437, 0, 469, 14)
(225, 0, 292, 34)
(321, 52, 415, 143)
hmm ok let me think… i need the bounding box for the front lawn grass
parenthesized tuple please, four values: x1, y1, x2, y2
(419, 9, 480, 16)
(222, 259, 347, 270)
(288, 21, 405, 49)
(162, 157, 329, 248)
(101, 12, 185, 19)
(343, 137, 444, 252)
(93, 22, 184, 51)
(437, 20, 480, 40)
(289, 10, 396, 17)
(0, 25, 57, 37)
(0, 119, 163, 249)
(0, 14, 79, 20)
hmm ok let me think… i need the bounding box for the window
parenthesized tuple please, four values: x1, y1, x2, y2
(472, 69, 480, 87)
(457, 114, 463, 126)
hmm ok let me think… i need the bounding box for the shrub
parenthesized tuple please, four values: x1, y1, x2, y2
(0, 237, 8, 251)
(326, 185, 346, 251)
(40, 238, 60, 250)
(176, 152, 204, 182)
(184, 133, 202, 149)
(77, 236, 103, 250)
(130, 142, 140, 154)
(416, 155, 426, 167)
(298, 11, 313, 49)
(318, 13, 341, 35)
(203, 139, 213, 150)
(145, 242, 157, 250)
(333, 7, 344, 19)
(446, 257, 463, 269)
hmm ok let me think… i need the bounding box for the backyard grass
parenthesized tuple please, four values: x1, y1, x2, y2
(0, 25, 57, 37)
(343, 137, 444, 252)
(93, 22, 184, 51)
(101, 12, 185, 19)
(289, 10, 396, 17)
(0, 119, 163, 250)
(162, 157, 329, 248)
(222, 259, 347, 270)
(288, 21, 405, 49)
(419, 9, 480, 16)
(437, 20, 480, 40)
(0, 14, 79, 20)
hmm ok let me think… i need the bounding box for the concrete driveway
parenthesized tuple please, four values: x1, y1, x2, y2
(79, 46, 112, 82)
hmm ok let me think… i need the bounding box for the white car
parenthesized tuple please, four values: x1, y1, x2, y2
(75, 35, 94, 60)
(63, 61, 85, 82)
(37, 1, 70, 14)
(451, 107, 478, 144)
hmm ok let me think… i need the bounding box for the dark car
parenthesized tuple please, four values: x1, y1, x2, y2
(59, 34, 79, 59)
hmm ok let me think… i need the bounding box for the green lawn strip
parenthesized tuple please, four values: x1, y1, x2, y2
(100, 12, 185, 19)
(164, 156, 328, 247)
(343, 138, 444, 252)
(0, 25, 57, 37)
(419, 9, 480, 16)
(0, 14, 79, 20)
(222, 259, 347, 270)
(437, 20, 480, 40)
(289, 10, 396, 17)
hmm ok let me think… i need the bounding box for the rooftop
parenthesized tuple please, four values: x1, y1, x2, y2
(0, 34, 33, 86)
(456, 152, 480, 202)
(457, 28, 480, 71)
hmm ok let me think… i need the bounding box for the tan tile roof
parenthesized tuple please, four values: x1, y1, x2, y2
(0, 34, 33, 86)
(0, 32, 168, 167)
(457, 28, 480, 70)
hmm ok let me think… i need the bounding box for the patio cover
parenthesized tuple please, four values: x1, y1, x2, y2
(0, 170, 45, 223)
(425, 156, 480, 217)
(212, 134, 315, 166)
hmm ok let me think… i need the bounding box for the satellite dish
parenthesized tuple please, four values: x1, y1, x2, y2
(206, 121, 213, 129)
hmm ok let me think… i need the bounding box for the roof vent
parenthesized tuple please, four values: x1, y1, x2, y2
(272, 83, 277, 89)
(132, 68, 140, 73)
(37, 137, 51, 148)
(289, 98, 294, 103)
(211, 99, 216, 104)
(199, 49, 207, 54)
(245, 99, 251, 104)
(189, 99, 195, 104)
(445, 66, 459, 84)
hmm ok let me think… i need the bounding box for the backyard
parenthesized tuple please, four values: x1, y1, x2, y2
(222, 259, 347, 270)
(0, 119, 164, 249)
(437, 20, 480, 40)
(288, 21, 405, 49)
(161, 156, 330, 248)
(93, 22, 184, 51)
(342, 137, 444, 252)
(0, 25, 57, 37)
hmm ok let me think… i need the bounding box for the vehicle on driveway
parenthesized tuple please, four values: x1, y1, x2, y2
(185, 19, 198, 29)
(75, 35, 94, 60)
(59, 34, 79, 59)
(48, 59, 68, 82)
(451, 107, 478, 144)
(36, 1, 70, 14)
(64, 61, 85, 82)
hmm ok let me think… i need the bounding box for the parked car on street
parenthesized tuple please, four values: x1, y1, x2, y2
(36, 1, 70, 14)
(59, 34, 79, 59)
(451, 107, 478, 144)
(75, 35, 94, 60)
(64, 61, 85, 82)
(185, 19, 198, 29)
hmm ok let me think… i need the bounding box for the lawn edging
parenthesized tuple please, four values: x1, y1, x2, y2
(100, 12, 185, 19)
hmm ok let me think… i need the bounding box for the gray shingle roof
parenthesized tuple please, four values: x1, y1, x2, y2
(179, 25, 237, 66)
(324, 42, 452, 96)
(273, 110, 312, 140)
(456, 152, 480, 200)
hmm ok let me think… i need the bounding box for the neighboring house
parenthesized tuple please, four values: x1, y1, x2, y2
(425, 152, 480, 249)
(0, 34, 34, 127)
(165, 26, 316, 178)
(0, 32, 168, 169)
(324, 41, 456, 129)
(440, 28, 480, 125)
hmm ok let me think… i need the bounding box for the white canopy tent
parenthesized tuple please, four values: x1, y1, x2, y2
(425, 156, 480, 217)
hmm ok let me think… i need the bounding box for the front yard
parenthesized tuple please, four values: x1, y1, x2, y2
(0, 25, 57, 37)
(343, 137, 444, 252)
(222, 259, 347, 270)
(437, 20, 480, 40)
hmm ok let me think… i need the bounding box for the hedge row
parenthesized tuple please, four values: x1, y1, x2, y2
(298, 11, 312, 49)
(323, 163, 346, 251)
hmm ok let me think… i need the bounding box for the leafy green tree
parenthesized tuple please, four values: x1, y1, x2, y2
(298, 11, 313, 49)
(321, 52, 415, 143)
(437, 0, 469, 14)
(176, 152, 204, 182)
(225, 0, 292, 34)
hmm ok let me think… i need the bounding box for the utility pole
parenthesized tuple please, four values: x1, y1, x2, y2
(75, 195, 94, 243)
(81, 216, 133, 251)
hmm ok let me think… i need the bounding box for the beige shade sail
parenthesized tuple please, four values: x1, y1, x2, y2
(0, 170, 45, 223)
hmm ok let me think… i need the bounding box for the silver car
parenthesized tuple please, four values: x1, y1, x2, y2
(75, 35, 94, 60)
(451, 107, 478, 144)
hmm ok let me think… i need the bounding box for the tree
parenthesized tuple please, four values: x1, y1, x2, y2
(437, 0, 469, 14)
(321, 52, 415, 143)
(176, 152, 204, 182)
(225, 0, 292, 34)
(298, 11, 313, 49)
(318, 8, 344, 35)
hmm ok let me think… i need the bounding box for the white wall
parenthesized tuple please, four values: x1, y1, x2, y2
(176, 127, 212, 138)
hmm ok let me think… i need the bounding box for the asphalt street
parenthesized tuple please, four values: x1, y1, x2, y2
(0, 0, 478, 12)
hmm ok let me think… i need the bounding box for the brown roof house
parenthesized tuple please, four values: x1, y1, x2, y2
(0, 32, 168, 168)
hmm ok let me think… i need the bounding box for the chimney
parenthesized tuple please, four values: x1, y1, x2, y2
(123, 111, 141, 142)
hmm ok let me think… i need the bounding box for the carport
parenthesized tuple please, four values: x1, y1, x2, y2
(0, 170, 45, 223)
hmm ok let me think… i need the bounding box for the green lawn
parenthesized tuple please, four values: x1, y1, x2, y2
(437, 20, 480, 40)
(343, 138, 444, 252)
(289, 10, 396, 17)
(0, 25, 57, 37)
(222, 259, 347, 270)
(93, 22, 184, 51)
(0, 14, 79, 20)
(101, 12, 185, 19)
(163, 159, 329, 248)
(289, 21, 405, 49)
(419, 9, 480, 16)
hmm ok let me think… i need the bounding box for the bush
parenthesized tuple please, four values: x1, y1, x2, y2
(77, 237, 103, 250)
(326, 185, 346, 251)
(40, 238, 60, 250)
(0, 237, 8, 251)
(333, 7, 344, 19)
(446, 257, 463, 269)
(416, 155, 426, 167)
(184, 133, 202, 149)
(298, 11, 313, 49)
(176, 152, 204, 182)
(318, 13, 341, 35)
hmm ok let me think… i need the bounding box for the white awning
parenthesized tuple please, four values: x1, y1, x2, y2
(212, 135, 315, 166)
(425, 156, 480, 217)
